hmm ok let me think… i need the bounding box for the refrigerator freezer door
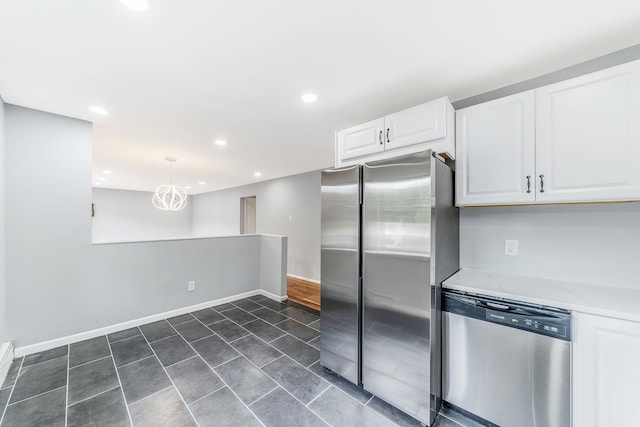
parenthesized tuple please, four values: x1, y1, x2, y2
(362, 151, 432, 424)
(320, 166, 361, 385)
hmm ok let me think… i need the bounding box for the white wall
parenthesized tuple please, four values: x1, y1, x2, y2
(460, 203, 640, 289)
(92, 187, 192, 242)
(0, 96, 6, 344)
(193, 170, 322, 281)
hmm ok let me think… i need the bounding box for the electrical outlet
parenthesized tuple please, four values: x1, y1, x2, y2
(505, 239, 518, 256)
(188, 281, 196, 292)
(288, 215, 293, 222)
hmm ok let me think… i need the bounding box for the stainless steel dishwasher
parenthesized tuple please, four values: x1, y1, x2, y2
(442, 290, 571, 427)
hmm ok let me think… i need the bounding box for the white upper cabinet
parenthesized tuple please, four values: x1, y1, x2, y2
(336, 97, 454, 167)
(536, 61, 640, 202)
(573, 313, 640, 427)
(456, 59, 640, 206)
(337, 118, 385, 161)
(456, 91, 535, 205)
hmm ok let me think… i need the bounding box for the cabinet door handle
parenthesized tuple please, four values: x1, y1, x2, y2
(539, 174, 545, 193)
(379, 130, 383, 145)
(386, 128, 390, 143)
(526, 175, 531, 193)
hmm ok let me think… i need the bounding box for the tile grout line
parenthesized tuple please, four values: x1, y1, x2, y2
(304, 384, 332, 407)
(67, 385, 120, 408)
(137, 329, 202, 427)
(246, 385, 279, 406)
(163, 354, 199, 370)
(68, 354, 112, 370)
(167, 320, 267, 427)
(365, 394, 375, 405)
(440, 410, 466, 427)
(5, 384, 67, 407)
(65, 345, 70, 427)
(107, 329, 142, 345)
(116, 354, 156, 370)
(0, 357, 24, 423)
(126, 385, 174, 406)
(106, 334, 136, 427)
(185, 384, 226, 407)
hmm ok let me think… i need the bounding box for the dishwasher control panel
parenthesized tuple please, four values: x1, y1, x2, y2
(444, 291, 572, 341)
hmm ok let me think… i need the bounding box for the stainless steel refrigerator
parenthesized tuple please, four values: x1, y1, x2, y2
(320, 150, 459, 425)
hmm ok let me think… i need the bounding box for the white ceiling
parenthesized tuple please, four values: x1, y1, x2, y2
(2, 1, 640, 194)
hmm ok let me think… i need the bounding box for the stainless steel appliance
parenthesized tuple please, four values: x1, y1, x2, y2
(320, 150, 459, 425)
(443, 290, 571, 427)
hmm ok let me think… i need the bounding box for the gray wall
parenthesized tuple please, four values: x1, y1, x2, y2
(4, 105, 286, 348)
(193, 170, 322, 281)
(0, 96, 5, 344)
(92, 187, 193, 242)
(459, 203, 640, 289)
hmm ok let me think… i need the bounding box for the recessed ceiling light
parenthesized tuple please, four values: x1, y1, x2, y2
(99, 177, 106, 181)
(121, 0, 151, 11)
(214, 140, 227, 146)
(95, 182, 102, 185)
(185, 186, 191, 190)
(198, 181, 206, 185)
(89, 106, 109, 115)
(103, 169, 112, 174)
(254, 172, 262, 177)
(301, 93, 317, 103)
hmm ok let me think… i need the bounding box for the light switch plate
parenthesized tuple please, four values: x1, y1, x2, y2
(505, 239, 518, 256)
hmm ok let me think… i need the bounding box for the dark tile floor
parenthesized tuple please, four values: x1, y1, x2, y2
(0, 295, 478, 427)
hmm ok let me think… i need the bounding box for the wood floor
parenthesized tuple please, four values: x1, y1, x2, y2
(287, 276, 320, 312)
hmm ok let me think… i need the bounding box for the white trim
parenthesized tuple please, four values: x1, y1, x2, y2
(14, 289, 285, 358)
(0, 342, 14, 386)
(287, 273, 320, 285)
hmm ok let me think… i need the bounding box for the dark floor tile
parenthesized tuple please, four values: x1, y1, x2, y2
(129, 387, 196, 427)
(67, 387, 130, 427)
(275, 319, 320, 342)
(68, 357, 119, 405)
(139, 320, 176, 343)
(270, 335, 319, 367)
(1, 358, 22, 388)
(189, 387, 261, 427)
(230, 335, 282, 367)
(248, 295, 269, 302)
(2, 386, 66, 427)
(212, 303, 235, 312)
(308, 336, 320, 350)
(222, 307, 258, 325)
(367, 396, 424, 427)
(308, 319, 321, 331)
(166, 356, 223, 404)
(261, 356, 329, 404)
(256, 299, 289, 312)
(150, 335, 195, 367)
(281, 307, 319, 325)
(250, 387, 326, 427)
(191, 335, 239, 367)
(214, 356, 276, 405)
(10, 356, 67, 403)
(233, 299, 263, 312)
(110, 335, 153, 367)
(207, 319, 249, 342)
(309, 386, 395, 427)
(242, 319, 287, 342)
(107, 327, 141, 344)
(191, 308, 225, 325)
(252, 308, 288, 325)
(117, 356, 172, 404)
(70, 336, 111, 368)
(308, 361, 372, 404)
(166, 313, 195, 326)
(22, 345, 68, 367)
(173, 320, 213, 343)
(0, 387, 11, 416)
(433, 414, 464, 427)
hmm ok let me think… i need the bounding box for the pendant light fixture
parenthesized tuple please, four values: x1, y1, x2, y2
(153, 156, 187, 211)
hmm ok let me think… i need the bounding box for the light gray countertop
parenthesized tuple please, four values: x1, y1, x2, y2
(444, 269, 640, 322)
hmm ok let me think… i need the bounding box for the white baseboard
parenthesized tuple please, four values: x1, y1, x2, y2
(0, 342, 14, 386)
(287, 274, 320, 285)
(15, 289, 283, 358)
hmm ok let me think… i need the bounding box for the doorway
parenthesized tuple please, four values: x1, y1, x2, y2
(240, 196, 256, 234)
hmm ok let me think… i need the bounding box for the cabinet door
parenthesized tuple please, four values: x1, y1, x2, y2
(536, 60, 640, 202)
(337, 118, 385, 161)
(455, 91, 535, 206)
(574, 313, 640, 427)
(384, 98, 447, 150)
